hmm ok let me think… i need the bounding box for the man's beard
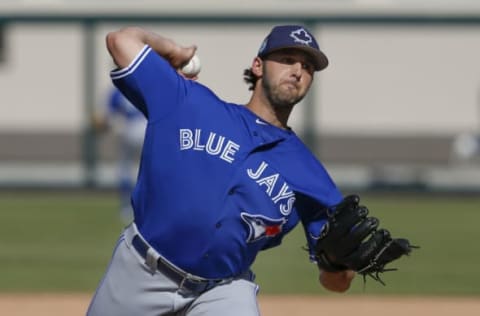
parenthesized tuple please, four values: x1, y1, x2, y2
(261, 71, 307, 110)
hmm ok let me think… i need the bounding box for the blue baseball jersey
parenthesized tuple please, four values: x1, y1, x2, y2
(111, 46, 343, 279)
(108, 88, 145, 120)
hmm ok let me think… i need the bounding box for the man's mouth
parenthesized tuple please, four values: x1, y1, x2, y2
(282, 81, 298, 90)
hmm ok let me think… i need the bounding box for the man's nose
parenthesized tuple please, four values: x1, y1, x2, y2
(292, 63, 303, 79)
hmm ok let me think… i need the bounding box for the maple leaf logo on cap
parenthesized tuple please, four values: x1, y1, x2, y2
(290, 28, 313, 46)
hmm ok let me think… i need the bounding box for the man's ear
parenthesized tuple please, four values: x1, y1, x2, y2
(251, 57, 263, 77)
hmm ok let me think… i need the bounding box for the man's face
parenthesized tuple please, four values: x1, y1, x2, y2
(261, 49, 315, 109)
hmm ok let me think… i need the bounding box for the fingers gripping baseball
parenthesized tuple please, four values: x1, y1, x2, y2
(315, 195, 418, 284)
(180, 54, 201, 77)
(166, 45, 197, 70)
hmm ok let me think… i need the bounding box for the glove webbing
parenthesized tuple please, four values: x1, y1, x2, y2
(359, 241, 420, 286)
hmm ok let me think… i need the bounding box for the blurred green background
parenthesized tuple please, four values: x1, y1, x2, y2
(0, 190, 478, 296)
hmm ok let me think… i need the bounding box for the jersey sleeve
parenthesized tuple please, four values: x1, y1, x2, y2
(295, 195, 327, 262)
(109, 45, 192, 122)
(264, 136, 344, 262)
(289, 150, 344, 263)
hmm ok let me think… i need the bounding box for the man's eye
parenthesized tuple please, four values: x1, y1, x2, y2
(302, 63, 313, 71)
(302, 62, 316, 73)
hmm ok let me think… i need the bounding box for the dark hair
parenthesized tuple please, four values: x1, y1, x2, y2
(243, 67, 259, 91)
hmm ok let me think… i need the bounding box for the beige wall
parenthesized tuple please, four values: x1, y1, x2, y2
(0, 24, 84, 132)
(0, 22, 478, 137)
(319, 25, 480, 135)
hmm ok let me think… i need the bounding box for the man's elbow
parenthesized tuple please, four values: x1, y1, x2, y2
(105, 29, 128, 56)
(319, 270, 355, 293)
(105, 27, 144, 68)
(324, 282, 351, 293)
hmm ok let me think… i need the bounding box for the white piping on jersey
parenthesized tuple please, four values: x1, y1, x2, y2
(110, 45, 152, 80)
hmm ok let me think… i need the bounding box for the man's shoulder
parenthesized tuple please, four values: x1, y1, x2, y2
(188, 84, 243, 111)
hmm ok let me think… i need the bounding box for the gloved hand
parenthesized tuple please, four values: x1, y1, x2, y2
(314, 195, 418, 284)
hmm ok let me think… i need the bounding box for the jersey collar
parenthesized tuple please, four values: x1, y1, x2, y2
(239, 106, 294, 149)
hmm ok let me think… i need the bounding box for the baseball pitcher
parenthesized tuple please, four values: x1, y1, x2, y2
(87, 25, 416, 316)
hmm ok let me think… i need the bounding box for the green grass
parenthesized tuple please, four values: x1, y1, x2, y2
(0, 190, 479, 296)
(253, 193, 480, 296)
(0, 191, 123, 292)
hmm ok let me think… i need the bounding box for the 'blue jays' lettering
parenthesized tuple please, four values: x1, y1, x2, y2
(180, 128, 240, 163)
(247, 161, 295, 216)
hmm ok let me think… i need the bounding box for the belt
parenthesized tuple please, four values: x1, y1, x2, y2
(131, 234, 225, 294)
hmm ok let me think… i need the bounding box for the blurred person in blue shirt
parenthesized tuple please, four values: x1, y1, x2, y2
(94, 86, 147, 222)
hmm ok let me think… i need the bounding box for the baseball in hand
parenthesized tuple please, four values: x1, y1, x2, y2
(181, 55, 201, 77)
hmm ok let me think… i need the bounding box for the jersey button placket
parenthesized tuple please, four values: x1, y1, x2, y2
(252, 130, 265, 146)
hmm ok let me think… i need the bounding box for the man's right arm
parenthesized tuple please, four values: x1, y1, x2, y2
(106, 26, 196, 70)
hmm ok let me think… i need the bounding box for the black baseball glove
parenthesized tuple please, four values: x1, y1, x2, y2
(314, 195, 418, 284)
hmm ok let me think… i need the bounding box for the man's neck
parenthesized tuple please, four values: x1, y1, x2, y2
(246, 92, 292, 130)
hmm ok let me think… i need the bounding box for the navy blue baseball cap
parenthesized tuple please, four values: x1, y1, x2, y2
(257, 25, 329, 71)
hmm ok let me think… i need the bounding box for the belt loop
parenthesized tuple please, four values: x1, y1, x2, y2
(145, 247, 160, 275)
(179, 275, 187, 290)
(179, 273, 203, 294)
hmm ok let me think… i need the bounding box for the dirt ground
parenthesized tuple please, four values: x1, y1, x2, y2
(0, 293, 479, 316)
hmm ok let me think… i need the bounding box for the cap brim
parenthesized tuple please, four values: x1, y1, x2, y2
(260, 46, 329, 71)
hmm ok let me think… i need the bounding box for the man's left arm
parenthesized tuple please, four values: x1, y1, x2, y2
(297, 196, 355, 293)
(319, 269, 355, 293)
